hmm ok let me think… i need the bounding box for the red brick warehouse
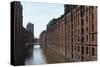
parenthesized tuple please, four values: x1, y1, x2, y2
(39, 4, 97, 62)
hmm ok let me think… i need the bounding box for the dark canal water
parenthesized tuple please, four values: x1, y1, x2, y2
(25, 45, 47, 65)
(24, 44, 64, 65)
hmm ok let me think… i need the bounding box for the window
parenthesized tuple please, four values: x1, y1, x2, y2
(92, 13, 94, 31)
(72, 31, 73, 36)
(76, 14, 77, 22)
(78, 55, 80, 59)
(72, 24, 73, 29)
(72, 54, 73, 58)
(86, 15, 88, 22)
(92, 6, 94, 12)
(86, 7, 88, 12)
(92, 24, 94, 32)
(81, 56, 84, 61)
(92, 13, 94, 21)
(71, 17, 73, 22)
(92, 48, 95, 56)
(81, 28, 84, 34)
(74, 15, 75, 22)
(72, 44, 73, 52)
(81, 19, 84, 26)
(78, 36, 80, 41)
(86, 47, 88, 54)
(80, 6, 85, 17)
(81, 37, 84, 42)
(74, 45, 76, 50)
(81, 46, 84, 55)
(89, 9, 90, 14)
(89, 7, 91, 15)
(78, 13, 79, 25)
(89, 6, 93, 15)
(86, 27, 88, 32)
(86, 35, 88, 41)
(92, 34, 94, 41)
(86, 7, 88, 22)
(78, 46, 80, 52)
(78, 20, 79, 25)
(78, 30, 79, 33)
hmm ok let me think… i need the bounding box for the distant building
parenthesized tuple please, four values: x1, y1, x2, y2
(34, 37, 38, 43)
(27, 22, 34, 36)
(39, 30, 47, 54)
(39, 30, 47, 45)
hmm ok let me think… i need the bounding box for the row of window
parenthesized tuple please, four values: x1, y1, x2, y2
(67, 6, 95, 43)
(71, 45, 95, 59)
(81, 7, 94, 31)
(81, 46, 95, 56)
(70, 7, 94, 34)
(81, 35, 94, 42)
(71, 34, 94, 42)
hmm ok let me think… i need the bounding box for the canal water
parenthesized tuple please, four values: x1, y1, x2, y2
(25, 44, 66, 65)
(25, 45, 47, 65)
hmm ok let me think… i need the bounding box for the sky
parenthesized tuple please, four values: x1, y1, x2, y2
(21, 1, 64, 38)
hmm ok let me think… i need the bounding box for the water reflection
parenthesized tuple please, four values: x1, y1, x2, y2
(45, 48, 65, 64)
(25, 45, 47, 65)
(25, 44, 66, 65)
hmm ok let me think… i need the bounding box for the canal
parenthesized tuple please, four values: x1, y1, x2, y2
(24, 44, 64, 65)
(25, 45, 47, 65)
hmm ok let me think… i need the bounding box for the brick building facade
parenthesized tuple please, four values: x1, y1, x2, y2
(45, 5, 97, 62)
(11, 1, 34, 65)
(39, 30, 47, 45)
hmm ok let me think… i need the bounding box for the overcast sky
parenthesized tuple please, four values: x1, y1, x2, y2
(21, 1, 64, 38)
